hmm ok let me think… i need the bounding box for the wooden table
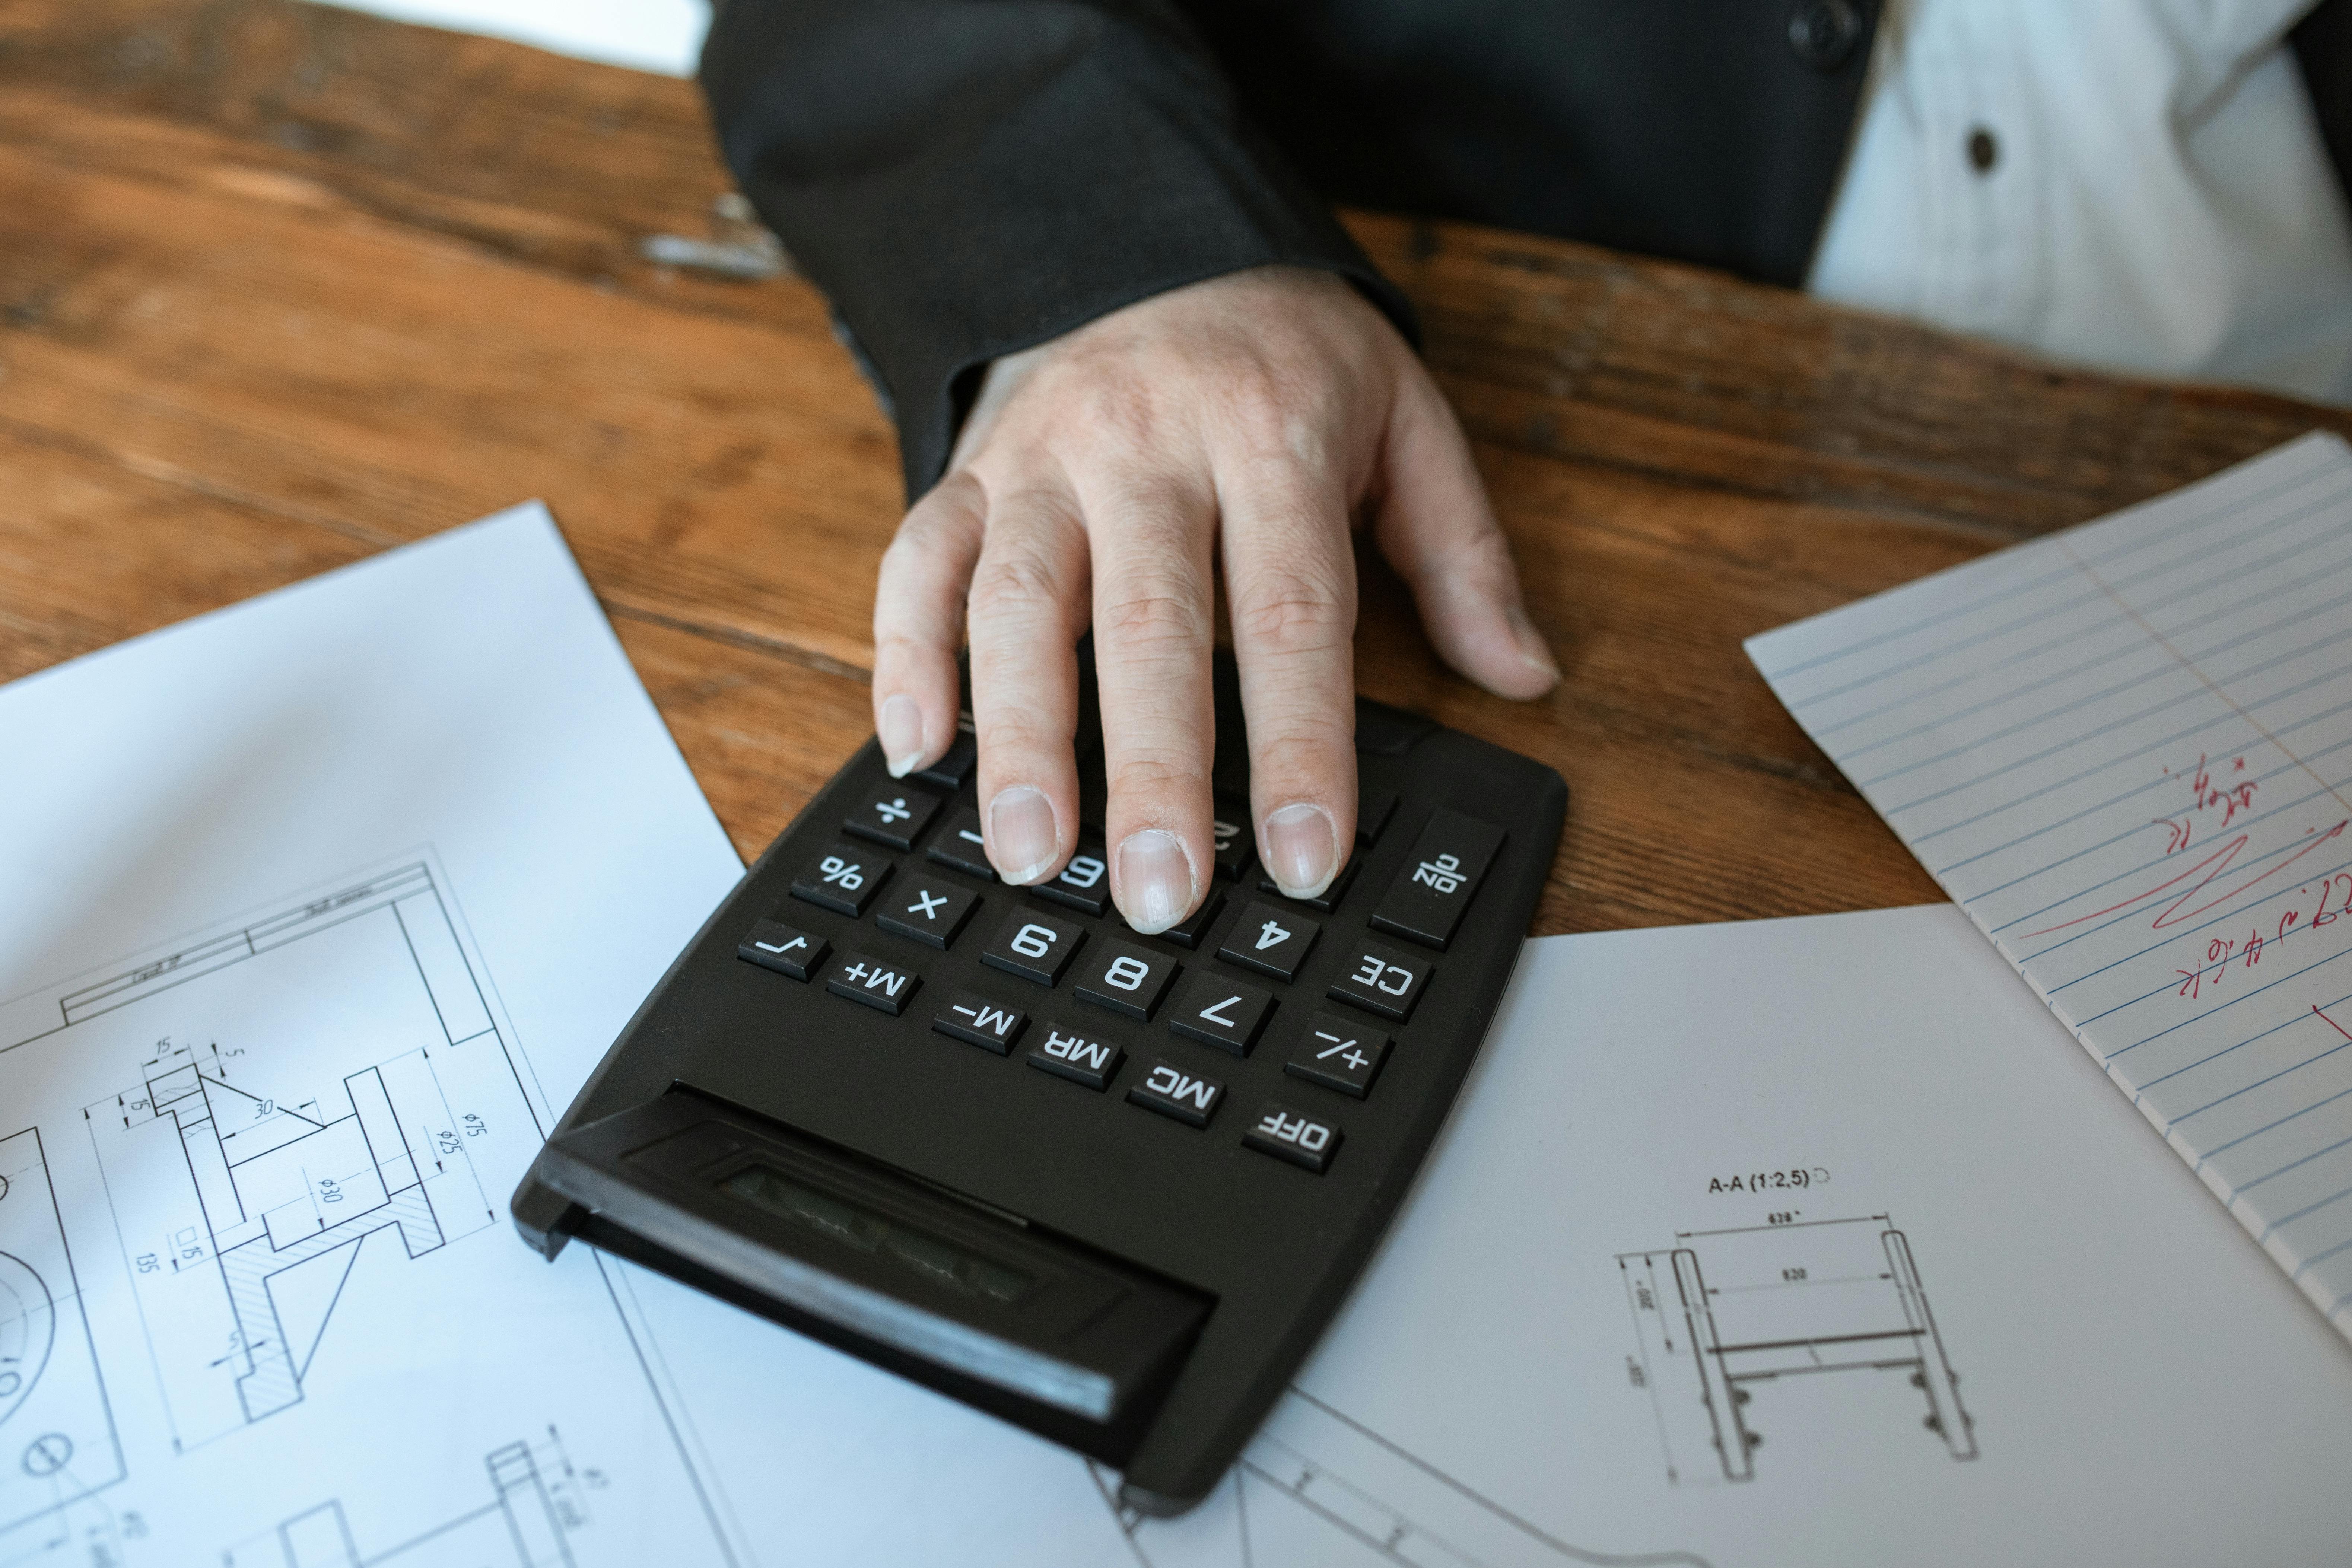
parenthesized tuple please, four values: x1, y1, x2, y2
(6, 0, 2349, 937)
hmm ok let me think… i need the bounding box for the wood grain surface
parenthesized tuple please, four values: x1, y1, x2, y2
(5, 0, 2349, 936)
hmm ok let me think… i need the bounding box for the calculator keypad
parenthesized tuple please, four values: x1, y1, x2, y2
(877, 880, 980, 949)
(823, 950, 921, 1015)
(933, 990, 1029, 1053)
(1027, 1023, 1125, 1090)
(845, 784, 941, 852)
(1167, 973, 1276, 1056)
(1128, 1058, 1225, 1127)
(1218, 901, 1319, 982)
(1157, 887, 1226, 951)
(792, 844, 894, 917)
(980, 908, 1087, 987)
(1282, 1014, 1390, 1098)
(1073, 941, 1179, 1021)
(1242, 1102, 1344, 1174)
(1326, 939, 1431, 1022)
(737, 919, 829, 980)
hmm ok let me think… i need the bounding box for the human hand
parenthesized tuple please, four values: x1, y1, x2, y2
(869, 264, 1558, 933)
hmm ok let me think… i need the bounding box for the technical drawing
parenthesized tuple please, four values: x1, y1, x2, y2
(222, 1429, 590, 1568)
(34, 860, 546, 1452)
(1114, 1390, 1709, 1568)
(1618, 1215, 1976, 1486)
(0, 1128, 125, 1547)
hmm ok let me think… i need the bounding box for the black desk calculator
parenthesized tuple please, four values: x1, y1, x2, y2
(511, 650, 1566, 1514)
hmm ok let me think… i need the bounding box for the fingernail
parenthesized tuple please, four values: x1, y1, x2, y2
(1116, 828, 1197, 935)
(878, 694, 926, 777)
(1265, 802, 1338, 900)
(1508, 603, 1561, 684)
(988, 786, 1061, 884)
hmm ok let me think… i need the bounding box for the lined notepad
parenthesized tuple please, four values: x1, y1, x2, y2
(1749, 432, 2352, 1341)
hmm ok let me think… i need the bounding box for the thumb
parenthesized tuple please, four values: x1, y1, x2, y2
(1372, 366, 1559, 699)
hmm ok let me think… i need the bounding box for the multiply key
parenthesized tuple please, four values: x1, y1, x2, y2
(1369, 808, 1504, 951)
(822, 949, 921, 1016)
(877, 881, 979, 949)
(791, 843, 893, 917)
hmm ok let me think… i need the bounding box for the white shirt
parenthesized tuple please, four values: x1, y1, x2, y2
(1809, 0, 2352, 405)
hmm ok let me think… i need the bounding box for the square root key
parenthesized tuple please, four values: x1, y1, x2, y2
(736, 919, 830, 982)
(877, 881, 980, 949)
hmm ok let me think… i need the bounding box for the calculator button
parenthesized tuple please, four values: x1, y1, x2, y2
(844, 784, 941, 852)
(1218, 901, 1319, 983)
(1126, 1058, 1225, 1128)
(980, 908, 1087, 987)
(1074, 942, 1179, 1021)
(1211, 799, 1255, 880)
(1242, 1102, 1344, 1174)
(1283, 1013, 1390, 1098)
(736, 919, 830, 981)
(822, 950, 921, 1015)
(1167, 973, 1275, 1056)
(912, 727, 976, 791)
(1027, 1023, 1126, 1091)
(1158, 886, 1226, 950)
(877, 881, 980, 949)
(791, 844, 893, 917)
(1326, 939, 1430, 1022)
(933, 990, 1029, 1054)
(1357, 787, 1398, 845)
(1258, 856, 1360, 914)
(1031, 836, 1113, 916)
(925, 807, 995, 881)
(1369, 808, 1506, 951)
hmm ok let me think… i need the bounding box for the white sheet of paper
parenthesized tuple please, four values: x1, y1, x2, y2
(8, 510, 2344, 1567)
(1745, 433, 2352, 1342)
(0, 510, 1129, 1567)
(1129, 906, 2352, 1567)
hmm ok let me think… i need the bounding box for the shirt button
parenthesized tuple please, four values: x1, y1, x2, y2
(1786, 0, 1863, 72)
(1967, 126, 2000, 174)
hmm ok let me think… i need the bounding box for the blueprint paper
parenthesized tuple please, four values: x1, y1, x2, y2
(1746, 433, 2352, 1342)
(5, 509, 2345, 1568)
(0, 508, 1131, 1567)
(1128, 907, 2352, 1567)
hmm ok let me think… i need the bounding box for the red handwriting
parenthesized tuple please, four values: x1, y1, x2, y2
(2154, 816, 2193, 854)
(2316, 1004, 2352, 1043)
(2184, 753, 2257, 828)
(2028, 819, 2348, 939)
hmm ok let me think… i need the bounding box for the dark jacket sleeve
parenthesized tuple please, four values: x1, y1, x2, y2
(698, 0, 1417, 501)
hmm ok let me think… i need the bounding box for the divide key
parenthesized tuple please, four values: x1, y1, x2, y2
(1369, 808, 1505, 951)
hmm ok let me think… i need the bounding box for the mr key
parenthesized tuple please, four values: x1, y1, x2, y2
(512, 646, 1567, 1517)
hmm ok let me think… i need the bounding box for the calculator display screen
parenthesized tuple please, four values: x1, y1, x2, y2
(720, 1164, 1036, 1305)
